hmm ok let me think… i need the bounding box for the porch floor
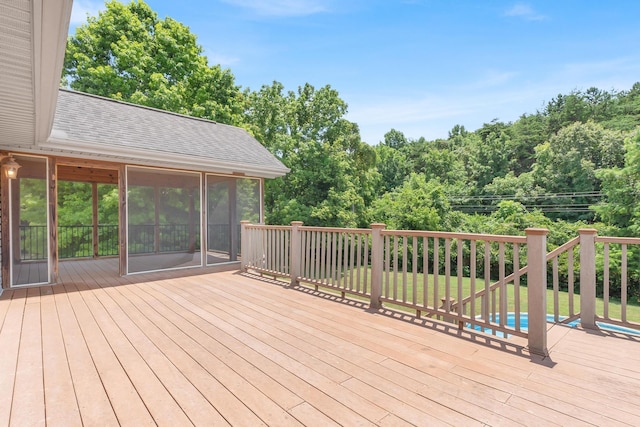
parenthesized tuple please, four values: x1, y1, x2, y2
(1, 259, 639, 426)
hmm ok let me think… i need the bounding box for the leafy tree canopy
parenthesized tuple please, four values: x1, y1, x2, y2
(64, 0, 244, 125)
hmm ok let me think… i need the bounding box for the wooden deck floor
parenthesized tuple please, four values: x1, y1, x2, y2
(1, 259, 640, 426)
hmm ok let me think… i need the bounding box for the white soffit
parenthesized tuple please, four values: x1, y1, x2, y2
(0, 0, 72, 148)
(0, 0, 34, 146)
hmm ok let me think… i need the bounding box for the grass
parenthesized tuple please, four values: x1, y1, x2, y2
(311, 267, 640, 324)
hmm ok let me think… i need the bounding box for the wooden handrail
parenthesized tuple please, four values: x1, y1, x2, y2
(454, 236, 580, 310)
(381, 229, 527, 243)
(596, 236, 640, 244)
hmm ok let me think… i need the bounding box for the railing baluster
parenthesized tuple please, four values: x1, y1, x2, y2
(314, 231, 320, 280)
(393, 236, 399, 301)
(603, 243, 609, 320)
(553, 257, 559, 321)
(402, 236, 408, 303)
(384, 235, 390, 298)
(622, 244, 627, 323)
(363, 234, 369, 294)
(326, 232, 333, 285)
(470, 240, 476, 322)
(349, 233, 355, 292)
(433, 238, 439, 314)
(513, 243, 520, 331)
(444, 238, 451, 314)
(457, 238, 463, 318)
(423, 236, 429, 308)
(568, 248, 574, 317)
(356, 234, 362, 293)
(499, 242, 506, 328)
(336, 232, 343, 288)
(300, 229, 306, 278)
(483, 241, 490, 322)
(412, 236, 418, 306)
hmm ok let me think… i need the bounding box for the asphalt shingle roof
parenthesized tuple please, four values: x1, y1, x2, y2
(50, 89, 288, 177)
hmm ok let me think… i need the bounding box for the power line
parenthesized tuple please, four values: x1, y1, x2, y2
(447, 191, 604, 202)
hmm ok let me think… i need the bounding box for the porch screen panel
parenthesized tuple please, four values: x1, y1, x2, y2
(127, 167, 201, 273)
(206, 176, 260, 265)
(236, 178, 260, 257)
(10, 156, 49, 286)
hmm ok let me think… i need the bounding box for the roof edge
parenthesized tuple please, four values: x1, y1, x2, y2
(57, 88, 253, 130)
(34, 0, 74, 144)
(42, 137, 290, 179)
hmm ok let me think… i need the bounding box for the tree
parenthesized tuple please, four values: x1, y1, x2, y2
(64, 0, 245, 125)
(383, 128, 408, 150)
(530, 121, 626, 220)
(245, 82, 375, 227)
(594, 132, 640, 234)
(368, 174, 454, 231)
(463, 121, 512, 189)
(373, 144, 409, 195)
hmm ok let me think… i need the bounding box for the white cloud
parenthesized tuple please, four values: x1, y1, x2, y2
(70, 0, 104, 25)
(467, 70, 519, 90)
(505, 3, 547, 21)
(347, 55, 640, 145)
(221, 0, 334, 17)
(206, 52, 241, 67)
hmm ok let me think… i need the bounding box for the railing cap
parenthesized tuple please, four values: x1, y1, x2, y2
(240, 220, 251, 224)
(290, 221, 304, 226)
(370, 223, 387, 229)
(525, 228, 548, 236)
(578, 228, 598, 235)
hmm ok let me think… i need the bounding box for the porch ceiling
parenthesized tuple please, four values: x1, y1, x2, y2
(0, 0, 73, 149)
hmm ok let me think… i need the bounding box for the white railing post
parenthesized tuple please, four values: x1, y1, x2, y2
(579, 229, 598, 330)
(240, 221, 250, 271)
(370, 223, 386, 309)
(526, 228, 549, 356)
(290, 221, 303, 286)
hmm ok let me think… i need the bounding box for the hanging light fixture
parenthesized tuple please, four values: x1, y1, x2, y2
(2, 156, 21, 179)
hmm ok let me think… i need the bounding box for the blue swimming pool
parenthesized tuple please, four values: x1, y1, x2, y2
(470, 313, 640, 337)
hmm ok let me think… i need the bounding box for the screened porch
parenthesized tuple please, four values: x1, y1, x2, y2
(3, 155, 262, 288)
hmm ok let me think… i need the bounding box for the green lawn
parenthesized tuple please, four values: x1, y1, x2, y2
(318, 268, 640, 323)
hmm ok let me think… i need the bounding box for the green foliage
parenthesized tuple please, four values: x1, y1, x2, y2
(64, 0, 244, 125)
(530, 121, 626, 220)
(368, 174, 453, 231)
(373, 144, 409, 195)
(594, 132, 640, 233)
(246, 82, 374, 227)
(383, 128, 408, 150)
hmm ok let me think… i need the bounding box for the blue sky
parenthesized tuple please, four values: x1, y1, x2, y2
(69, 1, 640, 145)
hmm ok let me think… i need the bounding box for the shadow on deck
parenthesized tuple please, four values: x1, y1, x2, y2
(0, 259, 639, 426)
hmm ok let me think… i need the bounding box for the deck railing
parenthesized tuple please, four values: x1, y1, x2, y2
(19, 223, 213, 260)
(242, 222, 640, 356)
(242, 222, 550, 355)
(19, 224, 120, 259)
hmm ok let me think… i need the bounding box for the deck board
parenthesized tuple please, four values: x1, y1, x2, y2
(11, 289, 45, 427)
(40, 287, 83, 427)
(0, 258, 639, 426)
(52, 281, 119, 426)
